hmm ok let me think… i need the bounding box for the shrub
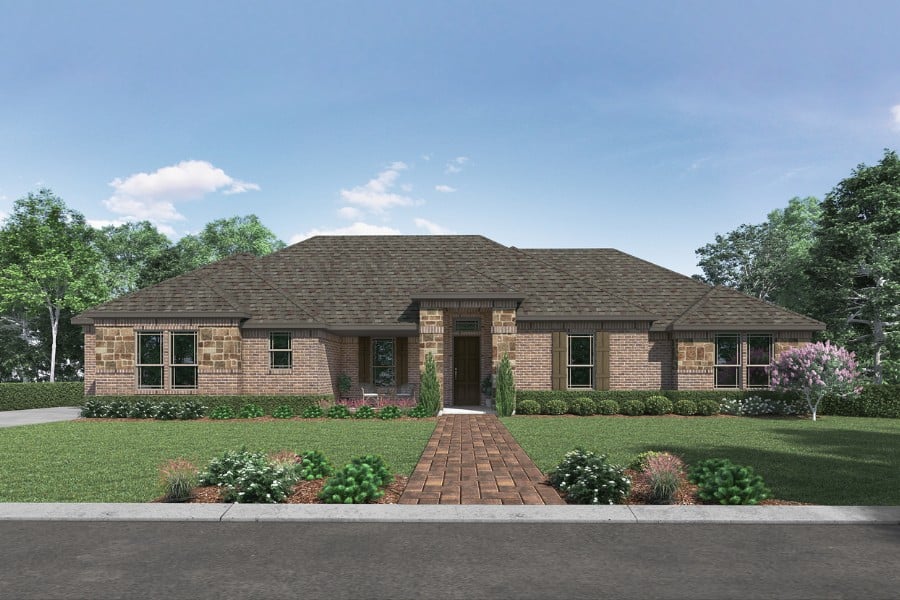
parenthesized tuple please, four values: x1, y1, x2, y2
(0, 381, 84, 411)
(516, 399, 541, 415)
(199, 448, 297, 503)
(297, 450, 334, 480)
(239, 403, 265, 418)
(268, 450, 301, 477)
(821, 385, 900, 418)
(418, 352, 441, 416)
(199, 448, 263, 487)
(672, 398, 697, 416)
(548, 448, 631, 505)
(620, 399, 646, 416)
(176, 400, 207, 420)
(644, 453, 685, 505)
(543, 398, 567, 415)
(349, 454, 392, 487)
(353, 405, 376, 419)
(628, 450, 662, 471)
(596, 398, 619, 415)
(301, 405, 324, 418)
(406, 404, 433, 418)
(495, 353, 516, 417)
(695, 399, 720, 416)
(272, 405, 294, 419)
(128, 399, 155, 418)
(770, 341, 860, 421)
(153, 401, 179, 420)
(378, 405, 402, 420)
(80, 399, 105, 418)
(209, 405, 236, 420)
(568, 397, 597, 416)
(644, 396, 673, 415)
(326, 404, 351, 419)
(688, 458, 770, 505)
(320, 458, 390, 504)
(158, 459, 198, 502)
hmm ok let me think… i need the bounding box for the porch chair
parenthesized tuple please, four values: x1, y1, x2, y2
(359, 383, 379, 405)
(395, 383, 415, 402)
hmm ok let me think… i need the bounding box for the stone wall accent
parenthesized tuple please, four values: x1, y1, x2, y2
(198, 327, 241, 371)
(419, 308, 445, 399)
(94, 327, 135, 372)
(441, 309, 492, 406)
(491, 308, 517, 373)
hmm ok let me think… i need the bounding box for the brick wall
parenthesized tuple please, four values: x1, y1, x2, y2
(516, 332, 551, 389)
(609, 332, 673, 390)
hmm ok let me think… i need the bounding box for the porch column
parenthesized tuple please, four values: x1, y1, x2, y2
(491, 308, 517, 375)
(418, 308, 445, 403)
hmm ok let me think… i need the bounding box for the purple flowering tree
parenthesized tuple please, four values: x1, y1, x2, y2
(769, 341, 860, 421)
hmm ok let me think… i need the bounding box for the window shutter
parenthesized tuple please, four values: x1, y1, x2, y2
(358, 336, 371, 383)
(595, 331, 610, 391)
(551, 332, 566, 390)
(396, 337, 408, 385)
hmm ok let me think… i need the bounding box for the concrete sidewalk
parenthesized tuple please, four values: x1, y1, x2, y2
(0, 407, 81, 428)
(1, 503, 898, 523)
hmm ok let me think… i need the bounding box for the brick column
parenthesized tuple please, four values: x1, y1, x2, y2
(419, 308, 445, 400)
(491, 308, 517, 375)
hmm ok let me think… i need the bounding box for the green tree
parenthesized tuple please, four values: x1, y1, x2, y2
(94, 221, 171, 297)
(808, 150, 900, 384)
(495, 353, 516, 417)
(0, 189, 107, 381)
(418, 353, 441, 416)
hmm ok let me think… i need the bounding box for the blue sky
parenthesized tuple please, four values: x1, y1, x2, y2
(1, 1, 898, 276)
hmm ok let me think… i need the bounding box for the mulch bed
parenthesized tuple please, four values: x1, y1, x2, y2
(622, 469, 809, 506)
(155, 475, 409, 504)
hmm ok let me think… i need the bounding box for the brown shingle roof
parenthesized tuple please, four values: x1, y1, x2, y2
(75, 235, 823, 332)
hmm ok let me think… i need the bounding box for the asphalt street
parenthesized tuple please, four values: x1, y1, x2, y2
(1, 521, 898, 599)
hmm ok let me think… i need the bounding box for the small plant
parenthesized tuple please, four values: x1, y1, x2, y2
(268, 450, 301, 477)
(199, 448, 262, 487)
(239, 403, 265, 418)
(548, 448, 631, 505)
(417, 352, 441, 416)
(672, 398, 697, 416)
(80, 399, 106, 418)
(301, 404, 324, 418)
(297, 450, 334, 480)
(543, 398, 567, 415)
(688, 458, 771, 505)
(128, 399, 155, 418)
(353, 405, 376, 419)
(516, 399, 541, 415)
(319, 456, 391, 504)
(349, 454, 392, 487)
(337, 373, 352, 397)
(378, 405, 402, 420)
(199, 448, 296, 503)
(406, 404, 433, 418)
(644, 395, 673, 415)
(177, 400, 207, 420)
(620, 399, 646, 416)
(596, 398, 620, 415)
(645, 453, 685, 505)
(209, 405, 236, 420)
(695, 398, 720, 416)
(272, 405, 294, 419)
(628, 450, 663, 471)
(326, 404, 351, 419)
(159, 458, 198, 502)
(567, 397, 597, 416)
(153, 401, 179, 420)
(495, 353, 516, 417)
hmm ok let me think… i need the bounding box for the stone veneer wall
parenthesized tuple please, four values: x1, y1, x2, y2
(440, 309, 493, 406)
(491, 308, 516, 373)
(419, 308, 445, 399)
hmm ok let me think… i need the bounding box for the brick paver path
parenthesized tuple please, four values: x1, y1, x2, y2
(399, 414, 565, 505)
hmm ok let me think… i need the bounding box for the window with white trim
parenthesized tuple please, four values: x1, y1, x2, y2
(170, 332, 198, 389)
(269, 332, 293, 369)
(137, 332, 163, 389)
(567, 335, 594, 389)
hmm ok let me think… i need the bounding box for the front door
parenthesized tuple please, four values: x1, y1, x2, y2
(453, 337, 481, 405)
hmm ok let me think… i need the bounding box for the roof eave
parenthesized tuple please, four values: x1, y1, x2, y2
(72, 311, 252, 325)
(411, 292, 525, 301)
(669, 322, 825, 332)
(517, 313, 658, 322)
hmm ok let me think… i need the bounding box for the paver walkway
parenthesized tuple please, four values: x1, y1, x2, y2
(399, 414, 565, 505)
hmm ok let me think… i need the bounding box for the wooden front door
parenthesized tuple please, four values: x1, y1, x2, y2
(453, 337, 481, 405)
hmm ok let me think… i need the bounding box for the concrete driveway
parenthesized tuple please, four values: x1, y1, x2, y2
(0, 407, 82, 428)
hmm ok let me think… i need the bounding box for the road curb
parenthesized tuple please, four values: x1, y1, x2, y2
(1, 503, 899, 524)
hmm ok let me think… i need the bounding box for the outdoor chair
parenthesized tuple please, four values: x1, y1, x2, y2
(396, 383, 415, 402)
(360, 383, 379, 404)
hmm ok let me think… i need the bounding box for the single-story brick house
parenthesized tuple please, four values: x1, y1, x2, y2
(73, 235, 824, 406)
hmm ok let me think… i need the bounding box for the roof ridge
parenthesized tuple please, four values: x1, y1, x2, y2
(233, 255, 320, 322)
(420, 263, 521, 294)
(670, 284, 717, 326)
(196, 274, 246, 313)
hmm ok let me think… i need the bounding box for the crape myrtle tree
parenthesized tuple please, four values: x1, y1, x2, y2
(808, 150, 900, 384)
(0, 189, 107, 381)
(769, 341, 860, 421)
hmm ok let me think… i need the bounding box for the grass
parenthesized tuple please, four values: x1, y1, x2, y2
(0, 419, 436, 502)
(501, 415, 900, 505)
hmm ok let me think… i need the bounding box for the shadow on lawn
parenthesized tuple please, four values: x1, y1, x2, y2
(659, 426, 900, 505)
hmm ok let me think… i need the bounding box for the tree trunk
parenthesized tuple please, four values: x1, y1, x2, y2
(872, 318, 884, 385)
(48, 304, 59, 383)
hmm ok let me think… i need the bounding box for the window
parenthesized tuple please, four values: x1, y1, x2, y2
(454, 319, 480, 332)
(747, 335, 772, 387)
(170, 332, 198, 389)
(137, 332, 163, 389)
(372, 338, 395, 386)
(715, 334, 740, 388)
(269, 332, 293, 369)
(567, 335, 593, 389)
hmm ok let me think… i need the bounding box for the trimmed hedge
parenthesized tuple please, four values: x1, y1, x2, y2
(0, 382, 85, 411)
(820, 385, 900, 419)
(87, 394, 330, 417)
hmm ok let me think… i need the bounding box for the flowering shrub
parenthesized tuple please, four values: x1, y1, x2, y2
(718, 396, 800, 417)
(159, 459, 199, 502)
(688, 458, 770, 505)
(548, 448, 631, 505)
(199, 448, 297, 503)
(770, 341, 860, 421)
(645, 453, 685, 505)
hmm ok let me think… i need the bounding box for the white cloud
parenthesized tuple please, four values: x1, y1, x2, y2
(86, 218, 129, 229)
(400, 183, 413, 192)
(339, 162, 416, 212)
(421, 153, 432, 161)
(892, 104, 900, 129)
(289, 222, 401, 244)
(337, 206, 363, 220)
(434, 185, 456, 193)
(444, 156, 469, 174)
(104, 160, 259, 229)
(414, 217, 454, 235)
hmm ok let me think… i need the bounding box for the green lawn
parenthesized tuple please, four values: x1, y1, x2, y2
(501, 415, 900, 505)
(0, 419, 436, 502)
